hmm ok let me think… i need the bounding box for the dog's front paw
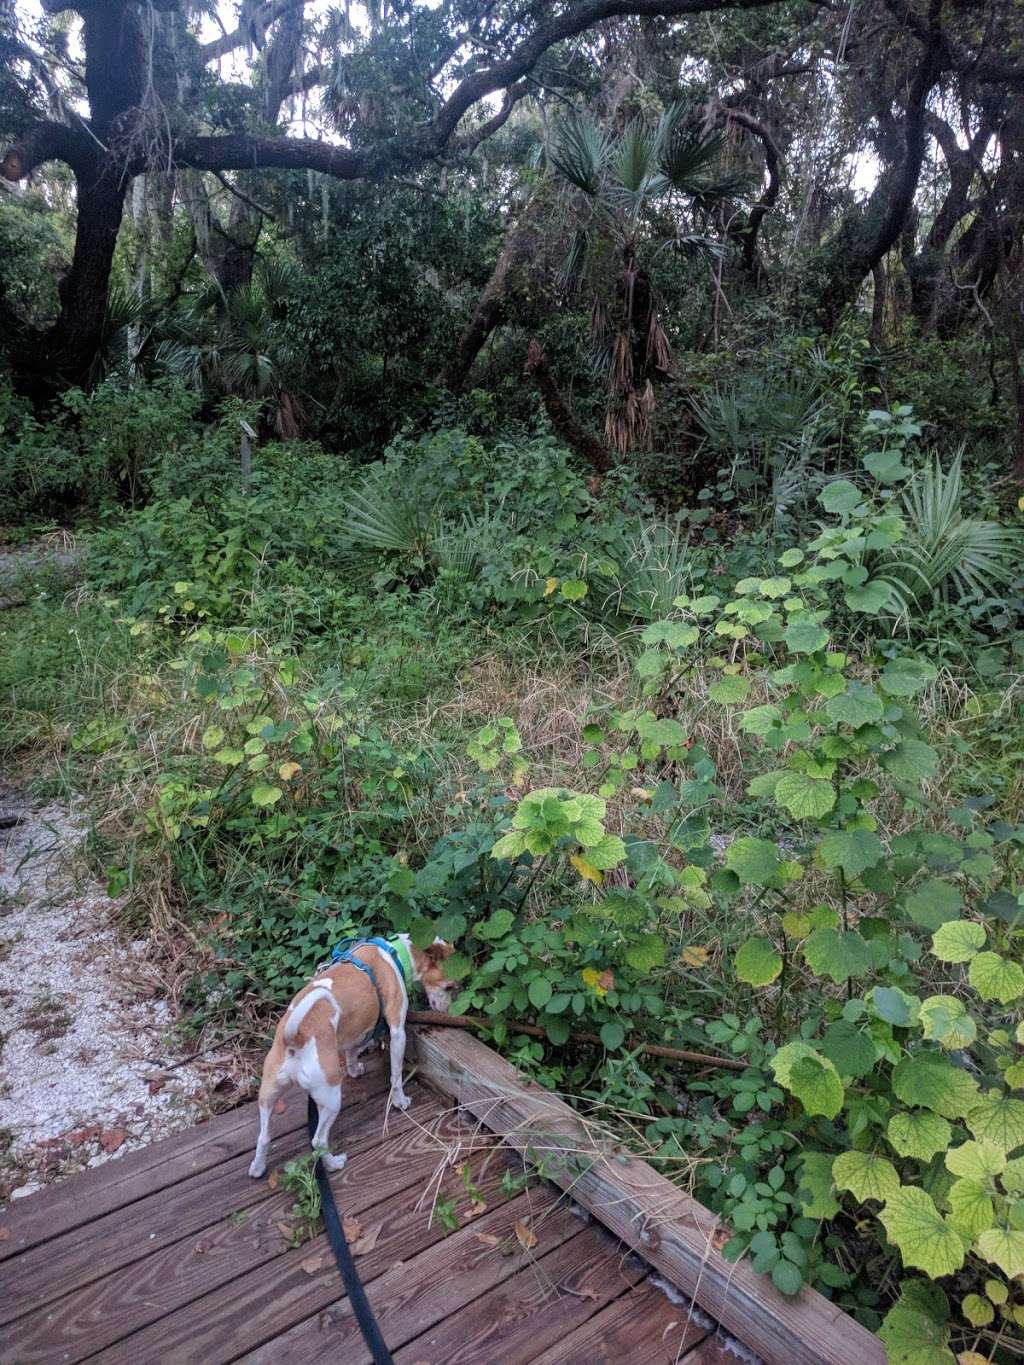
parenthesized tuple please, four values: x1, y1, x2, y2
(322, 1151, 347, 1172)
(391, 1090, 412, 1112)
(248, 1156, 267, 1179)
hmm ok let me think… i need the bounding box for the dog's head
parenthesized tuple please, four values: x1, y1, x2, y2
(418, 940, 459, 1013)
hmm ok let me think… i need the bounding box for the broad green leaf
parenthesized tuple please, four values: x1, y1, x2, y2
(725, 836, 781, 886)
(961, 1293, 995, 1328)
(740, 704, 782, 736)
(560, 579, 588, 601)
(947, 1178, 994, 1239)
(880, 657, 937, 698)
(490, 830, 528, 861)
(709, 675, 751, 704)
(784, 617, 830, 654)
(930, 920, 985, 964)
(583, 834, 627, 870)
(734, 936, 783, 987)
(878, 1282, 954, 1365)
(887, 1110, 952, 1161)
(818, 828, 883, 878)
(878, 1188, 966, 1277)
(882, 739, 939, 783)
(803, 928, 872, 984)
(599, 1021, 625, 1051)
(864, 448, 911, 483)
(967, 1093, 1024, 1152)
(968, 951, 1024, 1004)
(635, 714, 687, 748)
(201, 724, 226, 749)
(905, 879, 963, 931)
(844, 580, 892, 613)
(945, 1141, 1006, 1181)
(212, 746, 245, 765)
(250, 784, 282, 807)
(775, 770, 836, 820)
(797, 1151, 840, 1219)
(977, 1228, 1024, 1278)
(625, 933, 667, 972)
(825, 682, 884, 728)
(818, 479, 862, 515)
(770, 1042, 843, 1119)
(919, 995, 977, 1050)
(832, 1150, 899, 1204)
(819, 1020, 876, 1078)
(871, 985, 921, 1027)
(640, 621, 699, 648)
(1001, 1157, 1024, 1194)
(892, 1053, 980, 1119)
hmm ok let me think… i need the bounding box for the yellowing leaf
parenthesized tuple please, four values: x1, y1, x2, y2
(543, 577, 558, 597)
(581, 966, 609, 998)
(278, 761, 302, 781)
(878, 1187, 966, 1277)
(977, 1228, 1024, 1278)
(681, 945, 710, 968)
(570, 853, 604, 886)
(515, 1218, 538, 1251)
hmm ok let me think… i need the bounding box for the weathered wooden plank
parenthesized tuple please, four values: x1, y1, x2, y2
(393, 1221, 647, 1365)
(3, 1099, 470, 1365)
(0, 1082, 430, 1330)
(413, 1027, 885, 1365)
(528, 1277, 712, 1365)
(0, 1055, 389, 1260)
(238, 1187, 584, 1365)
(91, 1122, 518, 1365)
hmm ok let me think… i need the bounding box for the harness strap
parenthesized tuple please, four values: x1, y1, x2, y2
(308, 1096, 395, 1365)
(330, 937, 407, 1039)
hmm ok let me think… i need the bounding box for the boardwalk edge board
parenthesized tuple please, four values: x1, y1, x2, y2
(412, 1025, 885, 1365)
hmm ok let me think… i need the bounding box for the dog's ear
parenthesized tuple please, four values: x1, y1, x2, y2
(424, 941, 452, 964)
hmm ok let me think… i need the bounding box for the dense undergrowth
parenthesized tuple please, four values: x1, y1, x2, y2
(3, 371, 1024, 1361)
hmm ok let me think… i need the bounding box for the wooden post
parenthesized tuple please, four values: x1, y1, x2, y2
(413, 1026, 885, 1365)
(239, 419, 256, 488)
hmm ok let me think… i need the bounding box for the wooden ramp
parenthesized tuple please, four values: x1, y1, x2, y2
(1, 1029, 883, 1365)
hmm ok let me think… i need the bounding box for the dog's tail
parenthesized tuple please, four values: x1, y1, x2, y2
(283, 985, 335, 1052)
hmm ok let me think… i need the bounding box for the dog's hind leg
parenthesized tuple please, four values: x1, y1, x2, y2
(309, 1074, 346, 1171)
(388, 1023, 411, 1111)
(249, 1048, 286, 1179)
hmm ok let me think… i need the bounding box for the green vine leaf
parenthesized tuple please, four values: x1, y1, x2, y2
(709, 674, 751, 704)
(905, 879, 963, 931)
(945, 1141, 1005, 1182)
(818, 828, 884, 878)
(825, 682, 884, 728)
(929, 920, 985, 964)
(879, 657, 938, 698)
(879, 1188, 966, 1278)
(770, 1042, 844, 1119)
(832, 1150, 900, 1204)
(977, 1228, 1024, 1278)
(734, 937, 783, 987)
(783, 617, 830, 654)
(961, 1294, 994, 1328)
(887, 1110, 952, 1162)
(968, 951, 1024, 1004)
(803, 928, 872, 984)
(797, 1151, 840, 1219)
(819, 1020, 876, 1078)
(878, 1281, 954, 1365)
(881, 738, 939, 783)
(724, 837, 781, 886)
(774, 770, 836, 820)
(919, 995, 977, 1050)
(947, 1178, 994, 1239)
(250, 783, 283, 807)
(966, 1094, 1024, 1153)
(891, 1053, 980, 1119)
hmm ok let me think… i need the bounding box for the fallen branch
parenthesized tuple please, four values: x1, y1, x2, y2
(406, 1009, 746, 1070)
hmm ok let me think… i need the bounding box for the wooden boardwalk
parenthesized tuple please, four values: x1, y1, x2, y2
(0, 1052, 735, 1364)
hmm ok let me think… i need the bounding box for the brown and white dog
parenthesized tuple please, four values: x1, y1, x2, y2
(248, 936, 457, 1178)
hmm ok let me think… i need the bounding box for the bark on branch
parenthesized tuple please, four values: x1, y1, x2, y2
(0, 120, 96, 181)
(525, 339, 614, 475)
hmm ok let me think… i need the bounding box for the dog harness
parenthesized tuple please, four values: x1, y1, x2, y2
(330, 936, 408, 1038)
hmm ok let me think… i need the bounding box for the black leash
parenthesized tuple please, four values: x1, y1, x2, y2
(307, 1096, 395, 1365)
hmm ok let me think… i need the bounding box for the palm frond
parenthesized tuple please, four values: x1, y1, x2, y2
(549, 113, 612, 196)
(339, 465, 438, 555)
(608, 119, 659, 196)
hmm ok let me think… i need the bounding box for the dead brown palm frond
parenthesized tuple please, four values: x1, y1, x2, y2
(645, 315, 672, 375)
(589, 297, 609, 345)
(608, 331, 633, 395)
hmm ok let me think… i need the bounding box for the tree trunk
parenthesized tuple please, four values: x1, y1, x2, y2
(524, 339, 613, 476)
